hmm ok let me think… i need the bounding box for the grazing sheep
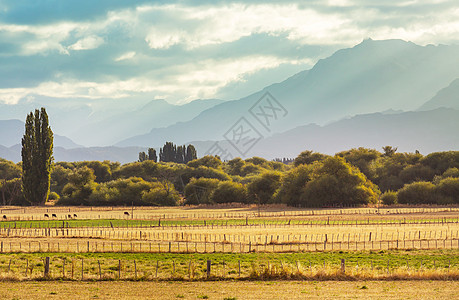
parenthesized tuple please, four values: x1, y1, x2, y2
(73, 214, 77, 218)
(52, 213, 57, 218)
(44, 214, 49, 218)
(124, 211, 130, 216)
(2, 215, 6, 220)
(68, 214, 72, 219)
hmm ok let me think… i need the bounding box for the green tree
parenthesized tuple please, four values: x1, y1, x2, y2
(148, 148, 157, 162)
(184, 177, 220, 205)
(138, 152, 147, 162)
(247, 171, 282, 204)
(141, 182, 180, 206)
(381, 190, 398, 205)
(397, 181, 436, 204)
(185, 145, 197, 163)
(211, 181, 247, 204)
(187, 155, 222, 169)
(297, 157, 379, 207)
(293, 150, 327, 166)
(275, 165, 313, 206)
(21, 108, 53, 205)
(435, 177, 459, 204)
(160, 142, 176, 162)
(382, 146, 397, 157)
(0, 159, 22, 205)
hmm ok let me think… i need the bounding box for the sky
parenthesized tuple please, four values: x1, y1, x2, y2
(1, 0, 459, 106)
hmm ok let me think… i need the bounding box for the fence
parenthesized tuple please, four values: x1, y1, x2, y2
(1, 216, 459, 228)
(1, 206, 459, 221)
(0, 237, 458, 253)
(0, 256, 457, 281)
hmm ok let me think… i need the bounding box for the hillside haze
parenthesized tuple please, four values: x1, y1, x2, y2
(1, 39, 459, 162)
(119, 39, 459, 148)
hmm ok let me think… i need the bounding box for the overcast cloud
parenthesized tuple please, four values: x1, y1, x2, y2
(1, 0, 458, 104)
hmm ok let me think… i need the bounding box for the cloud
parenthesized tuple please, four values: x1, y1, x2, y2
(115, 51, 136, 61)
(1, 1, 459, 105)
(68, 35, 104, 51)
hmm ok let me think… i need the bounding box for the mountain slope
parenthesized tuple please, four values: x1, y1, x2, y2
(70, 99, 224, 146)
(0, 120, 81, 148)
(118, 39, 459, 148)
(0, 144, 145, 164)
(246, 108, 459, 158)
(419, 78, 459, 110)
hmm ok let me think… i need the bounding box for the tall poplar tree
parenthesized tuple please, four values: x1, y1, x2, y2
(21, 108, 53, 205)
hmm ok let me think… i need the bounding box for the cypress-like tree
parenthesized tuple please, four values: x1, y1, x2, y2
(160, 142, 176, 162)
(185, 145, 197, 163)
(148, 148, 157, 162)
(21, 108, 53, 205)
(175, 145, 185, 164)
(138, 151, 147, 162)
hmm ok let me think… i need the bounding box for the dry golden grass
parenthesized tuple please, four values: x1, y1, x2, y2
(0, 280, 457, 299)
(1, 205, 458, 221)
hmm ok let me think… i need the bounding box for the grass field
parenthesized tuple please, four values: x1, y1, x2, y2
(0, 280, 458, 299)
(0, 205, 458, 291)
(0, 250, 458, 281)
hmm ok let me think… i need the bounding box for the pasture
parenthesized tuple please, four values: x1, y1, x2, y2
(0, 205, 458, 286)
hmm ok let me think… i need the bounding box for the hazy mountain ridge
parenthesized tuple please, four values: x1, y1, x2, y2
(70, 98, 224, 146)
(0, 119, 81, 149)
(118, 39, 459, 148)
(2, 39, 459, 163)
(419, 78, 459, 111)
(0, 97, 224, 147)
(246, 108, 459, 158)
(0, 144, 145, 164)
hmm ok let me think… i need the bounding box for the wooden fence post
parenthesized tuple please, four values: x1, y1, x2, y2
(25, 259, 29, 277)
(341, 259, 345, 273)
(118, 260, 121, 279)
(44, 257, 50, 278)
(81, 258, 84, 280)
(207, 260, 211, 278)
(156, 260, 159, 278)
(98, 260, 102, 280)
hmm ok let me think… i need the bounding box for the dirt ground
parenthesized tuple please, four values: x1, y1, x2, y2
(0, 280, 457, 299)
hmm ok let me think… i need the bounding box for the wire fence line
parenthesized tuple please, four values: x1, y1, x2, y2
(0, 237, 458, 254)
(1, 256, 458, 281)
(1, 206, 459, 221)
(1, 217, 459, 229)
(1, 226, 459, 242)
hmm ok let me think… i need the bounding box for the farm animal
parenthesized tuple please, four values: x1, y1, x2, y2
(73, 214, 77, 218)
(44, 214, 49, 218)
(52, 213, 57, 218)
(68, 214, 72, 219)
(124, 211, 130, 216)
(2, 215, 6, 220)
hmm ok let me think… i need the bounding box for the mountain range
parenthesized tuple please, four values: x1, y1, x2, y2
(1, 39, 458, 163)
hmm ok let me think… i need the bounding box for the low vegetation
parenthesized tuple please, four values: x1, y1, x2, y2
(1, 147, 458, 208)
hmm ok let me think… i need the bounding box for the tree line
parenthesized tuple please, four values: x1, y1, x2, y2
(138, 142, 197, 164)
(1, 108, 458, 207)
(1, 148, 458, 207)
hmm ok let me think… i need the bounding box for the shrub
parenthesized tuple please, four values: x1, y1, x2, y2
(210, 181, 247, 204)
(397, 181, 436, 204)
(381, 191, 397, 205)
(141, 182, 180, 206)
(299, 157, 379, 207)
(247, 171, 282, 204)
(435, 177, 459, 204)
(184, 178, 220, 205)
